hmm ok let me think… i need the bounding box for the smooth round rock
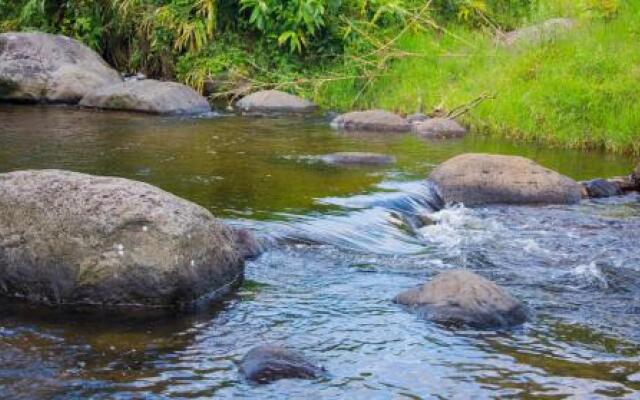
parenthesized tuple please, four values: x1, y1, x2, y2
(80, 79, 210, 114)
(582, 179, 622, 198)
(331, 110, 411, 132)
(501, 18, 575, 47)
(394, 269, 527, 329)
(429, 153, 583, 206)
(318, 152, 396, 166)
(0, 169, 245, 309)
(413, 118, 467, 139)
(0, 32, 121, 103)
(235, 90, 316, 113)
(239, 345, 324, 384)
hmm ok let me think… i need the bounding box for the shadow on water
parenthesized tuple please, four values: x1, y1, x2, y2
(1, 104, 640, 398)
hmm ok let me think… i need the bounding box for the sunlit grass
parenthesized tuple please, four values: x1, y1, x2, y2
(318, 1, 640, 155)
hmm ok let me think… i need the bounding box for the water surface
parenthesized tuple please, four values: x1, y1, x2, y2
(1, 105, 639, 399)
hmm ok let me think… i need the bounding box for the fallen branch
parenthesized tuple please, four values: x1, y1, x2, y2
(446, 92, 493, 119)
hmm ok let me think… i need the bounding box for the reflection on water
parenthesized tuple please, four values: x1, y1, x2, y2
(1, 104, 639, 399)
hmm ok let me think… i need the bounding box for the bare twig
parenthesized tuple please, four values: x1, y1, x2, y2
(446, 92, 493, 119)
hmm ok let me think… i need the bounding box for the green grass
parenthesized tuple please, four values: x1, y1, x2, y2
(316, 1, 640, 155)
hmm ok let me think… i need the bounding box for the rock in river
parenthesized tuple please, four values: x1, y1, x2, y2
(318, 152, 396, 166)
(412, 118, 467, 139)
(394, 269, 527, 329)
(80, 79, 211, 114)
(0, 32, 122, 103)
(331, 110, 411, 132)
(0, 170, 245, 310)
(429, 153, 583, 206)
(582, 179, 622, 198)
(239, 345, 324, 384)
(235, 90, 316, 113)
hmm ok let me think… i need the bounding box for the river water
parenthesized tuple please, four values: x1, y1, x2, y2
(1, 105, 639, 399)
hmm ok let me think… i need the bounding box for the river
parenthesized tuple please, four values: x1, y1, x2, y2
(1, 104, 639, 399)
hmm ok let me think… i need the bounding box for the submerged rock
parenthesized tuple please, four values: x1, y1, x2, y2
(413, 118, 467, 139)
(235, 90, 316, 113)
(582, 179, 622, 198)
(0, 32, 121, 103)
(0, 169, 245, 310)
(80, 79, 210, 114)
(239, 345, 324, 384)
(429, 153, 583, 206)
(394, 269, 527, 329)
(500, 18, 576, 47)
(318, 152, 396, 166)
(331, 110, 411, 132)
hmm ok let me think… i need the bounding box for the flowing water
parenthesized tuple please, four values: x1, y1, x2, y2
(1, 104, 639, 399)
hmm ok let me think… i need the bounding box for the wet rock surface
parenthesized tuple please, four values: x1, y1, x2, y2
(394, 269, 528, 329)
(236, 90, 316, 113)
(79, 79, 210, 114)
(583, 179, 623, 198)
(0, 169, 245, 309)
(318, 152, 396, 166)
(331, 110, 411, 132)
(429, 153, 583, 206)
(412, 118, 467, 139)
(239, 345, 324, 384)
(0, 32, 121, 103)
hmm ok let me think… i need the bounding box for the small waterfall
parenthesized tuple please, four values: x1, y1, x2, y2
(258, 180, 445, 254)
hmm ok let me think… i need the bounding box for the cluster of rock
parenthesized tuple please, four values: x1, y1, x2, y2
(328, 109, 468, 139)
(0, 32, 210, 114)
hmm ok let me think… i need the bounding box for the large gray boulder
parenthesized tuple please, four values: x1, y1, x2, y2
(501, 18, 576, 47)
(413, 118, 467, 139)
(80, 79, 210, 114)
(0, 32, 121, 103)
(0, 170, 244, 309)
(395, 269, 527, 329)
(429, 153, 583, 206)
(236, 90, 316, 113)
(239, 345, 324, 384)
(331, 110, 411, 132)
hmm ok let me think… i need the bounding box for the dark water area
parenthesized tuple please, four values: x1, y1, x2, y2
(1, 104, 639, 399)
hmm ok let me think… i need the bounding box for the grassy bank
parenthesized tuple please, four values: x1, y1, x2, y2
(2, 0, 638, 155)
(316, 1, 640, 155)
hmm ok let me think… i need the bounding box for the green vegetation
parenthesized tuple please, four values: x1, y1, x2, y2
(1, 0, 638, 154)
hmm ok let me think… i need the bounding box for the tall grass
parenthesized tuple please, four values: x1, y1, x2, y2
(318, 1, 640, 155)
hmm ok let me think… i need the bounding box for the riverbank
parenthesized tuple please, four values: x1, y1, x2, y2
(312, 1, 640, 155)
(3, 1, 638, 155)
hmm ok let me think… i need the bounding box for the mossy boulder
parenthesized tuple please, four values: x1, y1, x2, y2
(0, 170, 245, 310)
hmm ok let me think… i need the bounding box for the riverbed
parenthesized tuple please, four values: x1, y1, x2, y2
(1, 104, 639, 399)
